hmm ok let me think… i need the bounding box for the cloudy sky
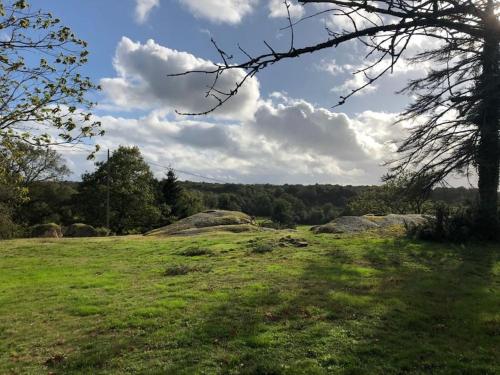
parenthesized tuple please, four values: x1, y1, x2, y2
(31, 0, 434, 185)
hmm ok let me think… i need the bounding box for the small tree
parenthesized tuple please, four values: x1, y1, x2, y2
(0, 0, 102, 149)
(217, 193, 242, 211)
(175, 190, 205, 219)
(1, 141, 70, 186)
(0, 140, 28, 237)
(161, 168, 183, 214)
(348, 172, 433, 215)
(16, 181, 77, 226)
(77, 146, 161, 234)
(271, 198, 295, 227)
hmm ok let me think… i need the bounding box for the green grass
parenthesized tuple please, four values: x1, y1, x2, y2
(0, 228, 499, 374)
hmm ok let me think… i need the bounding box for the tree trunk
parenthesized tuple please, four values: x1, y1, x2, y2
(476, 3, 500, 239)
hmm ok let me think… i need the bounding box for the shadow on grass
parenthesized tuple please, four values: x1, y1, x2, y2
(329, 239, 500, 374)
(50, 238, 499, 374)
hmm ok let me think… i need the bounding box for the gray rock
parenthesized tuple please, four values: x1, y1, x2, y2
(312, 214, 431, 234)
(145, 210, 259, 237)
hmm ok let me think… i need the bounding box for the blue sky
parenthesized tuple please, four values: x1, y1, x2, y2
(30, 0, 435, 185)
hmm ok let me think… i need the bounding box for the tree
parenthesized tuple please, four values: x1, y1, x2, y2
(271, 198, 295, 227)
(77, 146, 161, 234)
(0, 139, 28, 237)
(161, 169, 183, 213)
(15, 181, 78, 226)
(175, 190, 205, 219)
(217, 193, 242, 211)
(348, 172, 433, 215)
(173, 0, 500, 238)
(1, 141, 70, 186)
(0, 0, 102, 150)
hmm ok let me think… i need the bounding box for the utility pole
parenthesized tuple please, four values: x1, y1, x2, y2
(106, 149, 110, 230)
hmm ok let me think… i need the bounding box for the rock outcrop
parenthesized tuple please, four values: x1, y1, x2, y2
(30, 223, 63, 238)
(64, 223, 98, 238)
(145, 210, 261, 236)
(312, 214, 431, 234)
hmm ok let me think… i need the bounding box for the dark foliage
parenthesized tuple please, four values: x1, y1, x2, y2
(63, 223, 98, 238)
(76, 146, 161, 234)
(405, 203, 494, 242)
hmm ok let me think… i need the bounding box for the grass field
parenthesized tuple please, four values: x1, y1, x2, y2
(0, 228, 499, 374)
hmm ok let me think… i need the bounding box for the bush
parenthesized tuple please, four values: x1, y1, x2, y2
(406, 203, 477, 242)
(64, 223, 98, 237)
(95, 227, 111, 237)
(259, 220, 296, 230)
(163, 264, 209, 276)
(248, 239, 275, 254)
(30, 223, 63, 238)
(180, 247, 213, 256)
(271, 198, 296, 228)
(0, 212, 21, 239)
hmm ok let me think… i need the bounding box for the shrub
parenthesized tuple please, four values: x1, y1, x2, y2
(30, 223, 63, 238)
(64, 223, 98, 237)
(259, 220, 296, 230)
(95, 227, 111, 237)
(248, 240, 275, 254)
(271, 198, 296, 228)
(406, 203, 478, 242)
(0, 211, 21, 239)
(180, 247, 213, 256)
(163, 264, 209, 276)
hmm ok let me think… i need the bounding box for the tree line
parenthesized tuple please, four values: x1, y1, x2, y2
(0, 143, 481, 238)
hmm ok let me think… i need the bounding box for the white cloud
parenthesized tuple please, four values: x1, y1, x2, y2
(268, 0, 305, 19)
(249, 98, 368, 161)
(326, 9, 383, 32)
(135, 0, 159, 23)
(318, 57, 429, 96)
(101, 37, 260, 121)
(64, 94, 402, 184)
(90, 38, 406, 185)
(331, 72, 378, 96)
(179, 0, 259, 24)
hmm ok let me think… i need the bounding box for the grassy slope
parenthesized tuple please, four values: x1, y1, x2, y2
(0, 228, 498, 374)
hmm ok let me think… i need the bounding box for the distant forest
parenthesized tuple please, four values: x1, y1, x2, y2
(18, 178, 479, 232)
(183, 181, 479, 223)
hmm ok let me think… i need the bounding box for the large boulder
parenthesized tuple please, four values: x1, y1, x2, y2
(312, 214, 431, 234)
(145, 210, 258, 236)
(364, 214, 430, 228)
(30, 223, 63, 238)
(64, 223, 98, 238)
(312, 216, 379, 234)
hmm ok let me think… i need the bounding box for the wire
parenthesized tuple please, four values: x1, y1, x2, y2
(53, 144, 231, 184)
(146, 159, 230, 184)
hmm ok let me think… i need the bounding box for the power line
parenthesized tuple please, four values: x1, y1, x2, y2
(54, 144, 232, 184)
(146, 159, 230, 184)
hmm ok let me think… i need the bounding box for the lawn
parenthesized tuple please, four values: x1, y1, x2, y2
(0, 228, 499, 374)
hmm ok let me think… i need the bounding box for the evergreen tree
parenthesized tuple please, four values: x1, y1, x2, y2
(162, 169, 182, 208)
(160, 169, 183, 218)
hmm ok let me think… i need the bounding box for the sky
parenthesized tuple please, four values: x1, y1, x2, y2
(29, 0, 444, 185)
